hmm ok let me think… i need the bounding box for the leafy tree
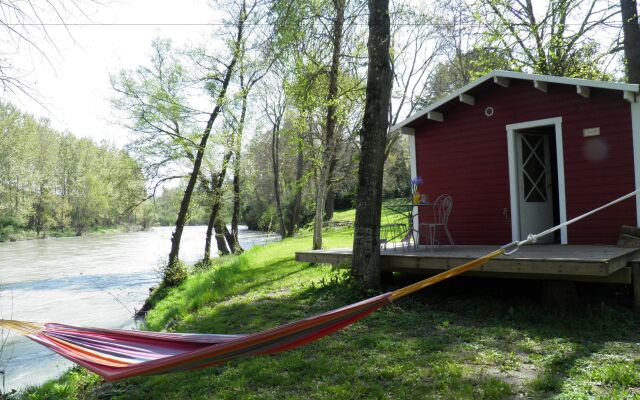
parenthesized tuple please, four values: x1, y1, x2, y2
(0, 102, 146, 240)
(419, 47, 514, 105)
(112, 0, 257, 283)
(112, 38, 197, 195)
(382, 135, 410, 198)
(312, 0, 347, 250)
(30, 125, 59, 236)
(200, 24, 270, 259)
(163, 0, 256, 278)
(474, 0, 617, 79)
(263, 75, 288, 238)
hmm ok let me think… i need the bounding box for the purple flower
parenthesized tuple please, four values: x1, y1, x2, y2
(410, 176, 423, 195)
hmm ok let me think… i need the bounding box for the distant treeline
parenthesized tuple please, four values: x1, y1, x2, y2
(0, 102, 147, 239)
(151, 186, 210, 227)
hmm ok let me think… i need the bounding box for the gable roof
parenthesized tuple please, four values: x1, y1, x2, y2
(391, 70, 640, 133)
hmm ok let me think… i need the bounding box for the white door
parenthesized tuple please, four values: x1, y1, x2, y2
(516, 131, 554, 243)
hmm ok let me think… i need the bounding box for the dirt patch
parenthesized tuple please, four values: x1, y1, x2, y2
(470, 362, 539, 398)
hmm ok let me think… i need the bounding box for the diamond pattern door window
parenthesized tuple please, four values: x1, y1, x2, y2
(521, 134, 546, 203)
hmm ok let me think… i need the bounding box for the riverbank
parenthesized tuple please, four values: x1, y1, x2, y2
(0, 225, 145, 243)
(13, 209, 640, 399)
(0, 225, 278, 394)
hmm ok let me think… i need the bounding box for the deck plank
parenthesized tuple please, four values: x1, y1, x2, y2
(295, 245, 640, 279)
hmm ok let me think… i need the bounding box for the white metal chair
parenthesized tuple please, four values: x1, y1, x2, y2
(380, 203, 413, 251)
(380, 222, 408, 251)
(419, 194, 454, 250)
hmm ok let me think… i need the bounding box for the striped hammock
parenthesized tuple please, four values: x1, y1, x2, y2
(0, 249, 502, 381)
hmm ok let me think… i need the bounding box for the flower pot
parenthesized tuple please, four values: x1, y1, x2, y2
(412, 194, 421, 204)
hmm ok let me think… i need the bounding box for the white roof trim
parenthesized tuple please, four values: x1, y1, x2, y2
(391, 70, 640, 133)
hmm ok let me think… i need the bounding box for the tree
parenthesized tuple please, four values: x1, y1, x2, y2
(112, 38, 198, 199)
(228, 34, 269, 252)
(0, 1, 99, 95)
(419, 47, 514, 106)
(351, 0, 393, 289)
(0, 102, 145, 239)
(389, 3, 443, 127)
(262, 0, 366, 240)
(30, 126, 59, 237)
(201, 132, 235, 259)
(264, 78, 288, 238)
(265, 0, 318, 237)
(312, 0, 346, 250)
(200, 1, 271, 260)
(289, 133, 307, 235)
(475, 0, 617, 79)
(230, 82, 248, 253)
(115, 0, 258, 280)
(385, 3, 445, 166)
(164, 0, 259, 278)
(621, 0, 640, 82)
(112, 38, 201, 283)
(56, 134, 80, 231)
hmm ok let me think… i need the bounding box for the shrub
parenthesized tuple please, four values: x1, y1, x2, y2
(163, 260, 188, 287)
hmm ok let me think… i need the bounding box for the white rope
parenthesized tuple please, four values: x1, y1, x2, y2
(501, 188, 640, 255)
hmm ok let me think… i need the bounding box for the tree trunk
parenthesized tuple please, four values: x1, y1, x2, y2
(203, 149, 234, 261)
(204, 194, 232, 258)
(223, 224, 236, 253)
(290, 145, 305, 235)
(351, 0, 393, 289)
(171, 116, 224, 260)
(203, 197, 219, 260)
(622, 0, 640, 83)
(230, 91, 248, 254)
(167, 0, 245, 274)
(325, 189, 335, 221)
(272, 118, 287, 238)
(214, 217, 231, 255)
(324, 153, 339, 221)
(231, 166, 243, 252)
(312, 0, 345, 250)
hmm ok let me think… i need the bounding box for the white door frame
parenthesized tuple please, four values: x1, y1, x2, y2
(407, 129, 420, 243)
(506, 117, 568, 244)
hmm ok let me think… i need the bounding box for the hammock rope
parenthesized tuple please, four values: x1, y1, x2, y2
(1, 188, 638, 381)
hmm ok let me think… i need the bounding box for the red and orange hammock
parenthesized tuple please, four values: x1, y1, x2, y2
(0, 249, 502, 381)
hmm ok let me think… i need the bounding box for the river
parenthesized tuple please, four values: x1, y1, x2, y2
(0, 225, 278, 393)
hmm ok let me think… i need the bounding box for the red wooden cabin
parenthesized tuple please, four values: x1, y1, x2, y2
(392, 71, 640, 245)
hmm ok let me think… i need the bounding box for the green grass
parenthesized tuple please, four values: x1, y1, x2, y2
(0, 225, 142, 243)
(15, 207, 640, 399)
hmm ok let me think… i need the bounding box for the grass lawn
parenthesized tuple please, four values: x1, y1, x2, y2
(15, 208, 640, 400)
(0, 225, 142, 243)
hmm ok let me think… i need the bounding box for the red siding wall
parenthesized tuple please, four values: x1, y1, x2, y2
(413, 80, 637, 245)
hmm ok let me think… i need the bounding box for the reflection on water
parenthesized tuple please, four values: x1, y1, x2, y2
(0, 225, 278, 392)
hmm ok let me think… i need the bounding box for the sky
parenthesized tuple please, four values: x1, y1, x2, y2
(4, 0, 223, 146)
(2, 0, 624, 148)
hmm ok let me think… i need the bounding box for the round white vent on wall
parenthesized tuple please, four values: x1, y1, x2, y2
(485, 106, 494, 117)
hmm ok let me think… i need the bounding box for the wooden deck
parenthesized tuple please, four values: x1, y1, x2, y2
(296, 245, 640, 284)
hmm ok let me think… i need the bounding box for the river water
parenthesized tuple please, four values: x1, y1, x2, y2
(0, 225, 278, 393)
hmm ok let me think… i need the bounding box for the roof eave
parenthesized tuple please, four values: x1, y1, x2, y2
(391, 70, 640, 134)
